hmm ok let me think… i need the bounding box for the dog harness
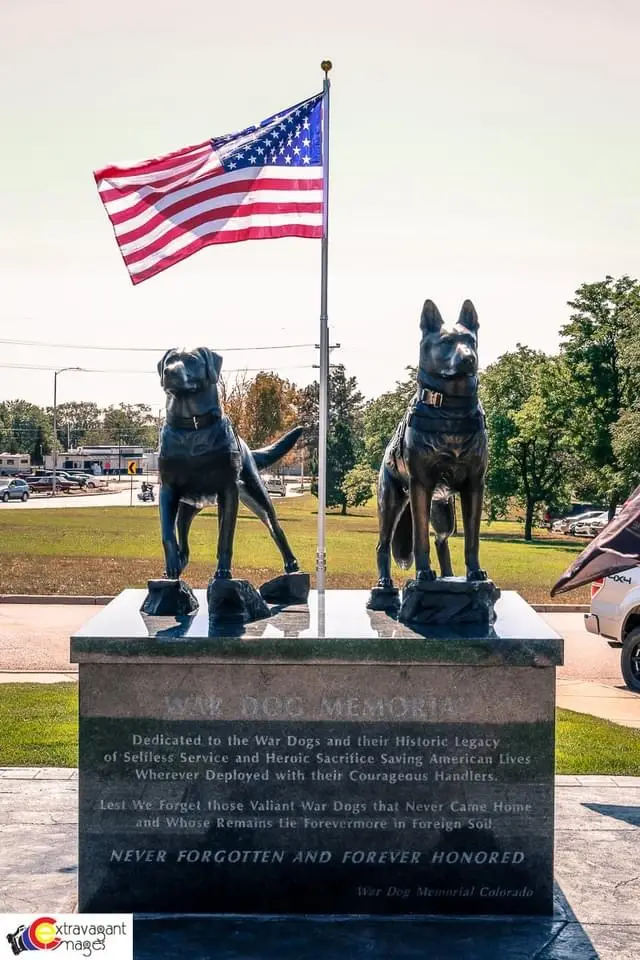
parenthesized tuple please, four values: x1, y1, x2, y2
(419, 387, 475, 409)
(408, 387, 486, 435)
(166, 410, 221, 430)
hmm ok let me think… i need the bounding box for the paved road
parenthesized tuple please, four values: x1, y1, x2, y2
(0, 479, 303, 510)
(0, 481, 150, 509)
(0, 604, 89, 672)
(0, 607, 621, 679)
(542, 612, 622, 684)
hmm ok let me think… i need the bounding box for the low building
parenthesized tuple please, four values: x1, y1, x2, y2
(45, 445, 146, 475)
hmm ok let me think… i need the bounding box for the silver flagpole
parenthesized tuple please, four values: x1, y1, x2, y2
(316, 59, 332, 597)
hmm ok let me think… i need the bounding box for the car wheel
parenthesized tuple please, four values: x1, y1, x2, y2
(21, 492, 29, 502)
(621, 627, 640, 693)
(1, 492, 8, 503)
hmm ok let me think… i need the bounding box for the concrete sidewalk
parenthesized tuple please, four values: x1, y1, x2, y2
(0, 769, 638, 958)
(557, 678, 640, 729)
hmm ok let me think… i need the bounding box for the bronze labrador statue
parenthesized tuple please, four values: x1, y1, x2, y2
(157, 347, 302, 582)
(375, 299, 488, 590)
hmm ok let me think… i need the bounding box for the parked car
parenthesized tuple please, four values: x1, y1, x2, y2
(265, 475, 286, 497)
(23, 475, 79, 493)
(571, 512, 607, 537)
(552, 510, 603, 534)
(571, 511, 609, 533)
(63, 471, 105, 488)
(52, 471, 89, 487)
(586, 567, 640, 692)
(0, 478, 30, 502)
(589, 508, 622, 538)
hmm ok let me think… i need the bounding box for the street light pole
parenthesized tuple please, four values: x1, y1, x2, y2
(52, 367, 84, 495)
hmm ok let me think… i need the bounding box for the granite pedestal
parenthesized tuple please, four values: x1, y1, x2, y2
(71, 590, 562, 917)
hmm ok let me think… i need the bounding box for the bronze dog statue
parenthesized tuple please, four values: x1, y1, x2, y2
(375, 299, 488, 591)
(157, 347, 302, 582)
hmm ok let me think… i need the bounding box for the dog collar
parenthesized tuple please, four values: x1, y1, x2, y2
(419, 388, 474, 409)
(167, 410, 221, 430)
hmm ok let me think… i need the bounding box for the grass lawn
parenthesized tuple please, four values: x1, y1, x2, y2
(1, 686, 637, 775)
(0, 496, 589, 603)
(0, 684, 78, 766)
(556, 709, 640, 775)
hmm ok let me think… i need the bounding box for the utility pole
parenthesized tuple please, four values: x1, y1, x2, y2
(52, 368, 84, 495)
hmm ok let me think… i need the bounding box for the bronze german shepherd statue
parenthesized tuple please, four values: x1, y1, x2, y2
(375, 299, 488, 590)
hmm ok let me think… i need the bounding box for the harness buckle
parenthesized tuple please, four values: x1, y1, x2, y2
(193, 416, 199, 430)
(422, 388, 443, 407)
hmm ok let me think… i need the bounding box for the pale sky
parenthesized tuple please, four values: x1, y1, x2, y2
(1, 0, 639, 413)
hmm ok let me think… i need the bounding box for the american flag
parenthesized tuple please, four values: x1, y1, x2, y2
(94, 92, 324, 285)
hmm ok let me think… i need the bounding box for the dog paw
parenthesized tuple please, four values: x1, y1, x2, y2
(214, 568, 232, 580)
(164, 547, 182, 579)
(376, 578, 395, 590)
(416, 569, 437, 583)
(467, 568, 488, 582)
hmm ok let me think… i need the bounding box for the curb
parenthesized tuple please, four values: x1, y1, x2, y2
(533, 604, 589, 613)
(0, 595, 590, 613)
(0, 596, 112, 605)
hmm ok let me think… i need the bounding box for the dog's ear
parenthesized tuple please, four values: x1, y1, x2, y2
(457, 300, 479, 333)
(197, 347, 223, 382)
(157, 349, 177, 383)
(420, 300, 443, 333)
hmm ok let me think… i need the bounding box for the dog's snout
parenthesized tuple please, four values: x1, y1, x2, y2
(164, 360, 187, 380)
(455, 347, 477, 373)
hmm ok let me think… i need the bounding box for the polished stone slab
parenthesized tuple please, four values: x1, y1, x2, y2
(71, 589, 562, 666)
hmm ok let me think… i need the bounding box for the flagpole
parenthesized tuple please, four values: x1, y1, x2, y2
(316, 59, 332, 598)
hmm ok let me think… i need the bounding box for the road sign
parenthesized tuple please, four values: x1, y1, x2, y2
(127, 461, 138, 476)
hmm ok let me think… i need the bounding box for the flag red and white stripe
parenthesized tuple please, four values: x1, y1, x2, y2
(94, 125, 323, 285)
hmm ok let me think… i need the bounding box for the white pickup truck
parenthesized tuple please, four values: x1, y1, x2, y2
(585, 568, 640, 692)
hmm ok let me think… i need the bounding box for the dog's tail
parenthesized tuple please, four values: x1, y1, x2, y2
(391, 502, 414, 569)
(252, 426, 304, 471)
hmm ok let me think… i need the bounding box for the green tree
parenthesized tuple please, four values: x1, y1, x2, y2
(560, 274, 640, 515)
(31, 424, 49, 465)
(0, 409, 10, 452)
(94, 404, 158, 447)
(0, 400, 52, 460)
(481, 347, 575, 540)
(611, 409, 640, 494)
(362, 368, 417, 470)
(341, 463, 377, 509)
(51, 401, 101, 449)
(300, 365, 365, 514)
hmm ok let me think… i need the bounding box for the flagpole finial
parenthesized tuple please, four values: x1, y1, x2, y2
(321, 60, 333, 75)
